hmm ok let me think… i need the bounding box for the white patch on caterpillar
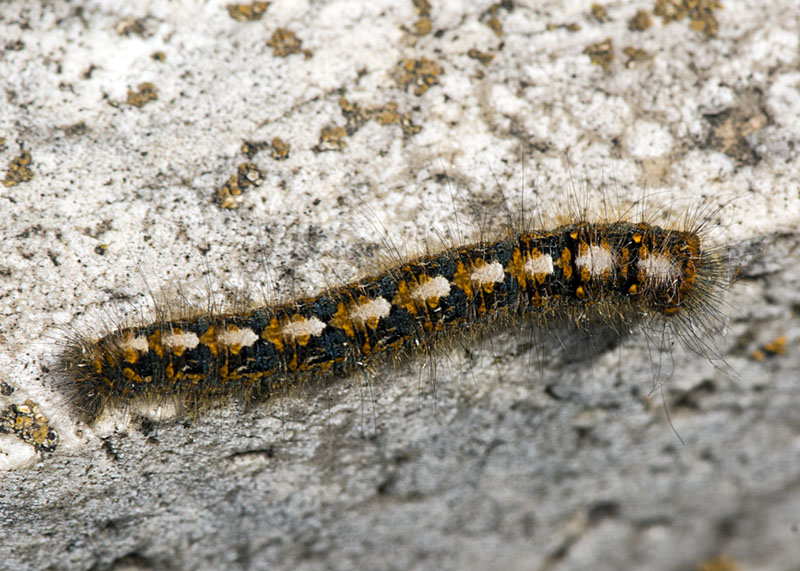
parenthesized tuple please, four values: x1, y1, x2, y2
(641, 252, 679, 283)
(120, 333, 149, 354)
(281, 317, 326, 339)
(162, 331, 200, 351)
(217, 326, 260, 347)
(349, 297, 391, 325)
(471, 261, 505, 285)
(524, 253, 554, 277)
(575, 244, 615, 278)
(411, 275, 451, 302)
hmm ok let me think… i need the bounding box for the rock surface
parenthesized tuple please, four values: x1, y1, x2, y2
(1, 1, 799, 570)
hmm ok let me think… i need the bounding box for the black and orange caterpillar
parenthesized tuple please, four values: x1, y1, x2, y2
(59, 219, 730, 422)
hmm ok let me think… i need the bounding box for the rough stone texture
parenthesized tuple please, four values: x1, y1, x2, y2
(1, 1, 799, 570)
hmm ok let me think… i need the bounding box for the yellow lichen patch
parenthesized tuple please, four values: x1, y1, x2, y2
(216, 162, 264, 209)
(267, 28, 311, 58)
(337, 97, 368, 132)
(270, 137, 291, 160)
(396, 57, 442, 96)
(623, 46, 651, 67)
(583, 38, 614, 70)
(126, 82, 158, 107)
(751, 334, 788, 361)
(590, 4, 610, 22)
(2, 149, 33, 187)
(413, 1, 431, 17)
(546, 22, 581, 32)
(371, 102, 422, 137)
(628, 9, 653, 31)
(226, 2, 269, 21)
(315, 125, 348, 152)
(239, 137, 291, 160)
(654, 0, 723, 38)
(409, 0, 432, 36)
(241, 140, 269, 158)
(339, 97, 421, 138)
(467, 49, 494, 66)
(763, 335, 789, 356)
(0, 400, 58, 453)
(411, 18, 431, 36)
(481, 1, 513, 38)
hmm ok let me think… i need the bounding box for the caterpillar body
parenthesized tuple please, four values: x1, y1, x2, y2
(59, 216, 730, 423)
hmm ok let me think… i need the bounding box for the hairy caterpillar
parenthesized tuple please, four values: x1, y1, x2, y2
(57, 206, 732, 423)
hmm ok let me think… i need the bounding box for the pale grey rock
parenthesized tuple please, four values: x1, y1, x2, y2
(1, 1, 799, 570)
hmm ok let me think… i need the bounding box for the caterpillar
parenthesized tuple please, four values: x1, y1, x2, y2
(58, 208, 732, 424)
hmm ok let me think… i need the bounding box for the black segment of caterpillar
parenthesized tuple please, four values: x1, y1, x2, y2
(58, 220, 730, 423)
